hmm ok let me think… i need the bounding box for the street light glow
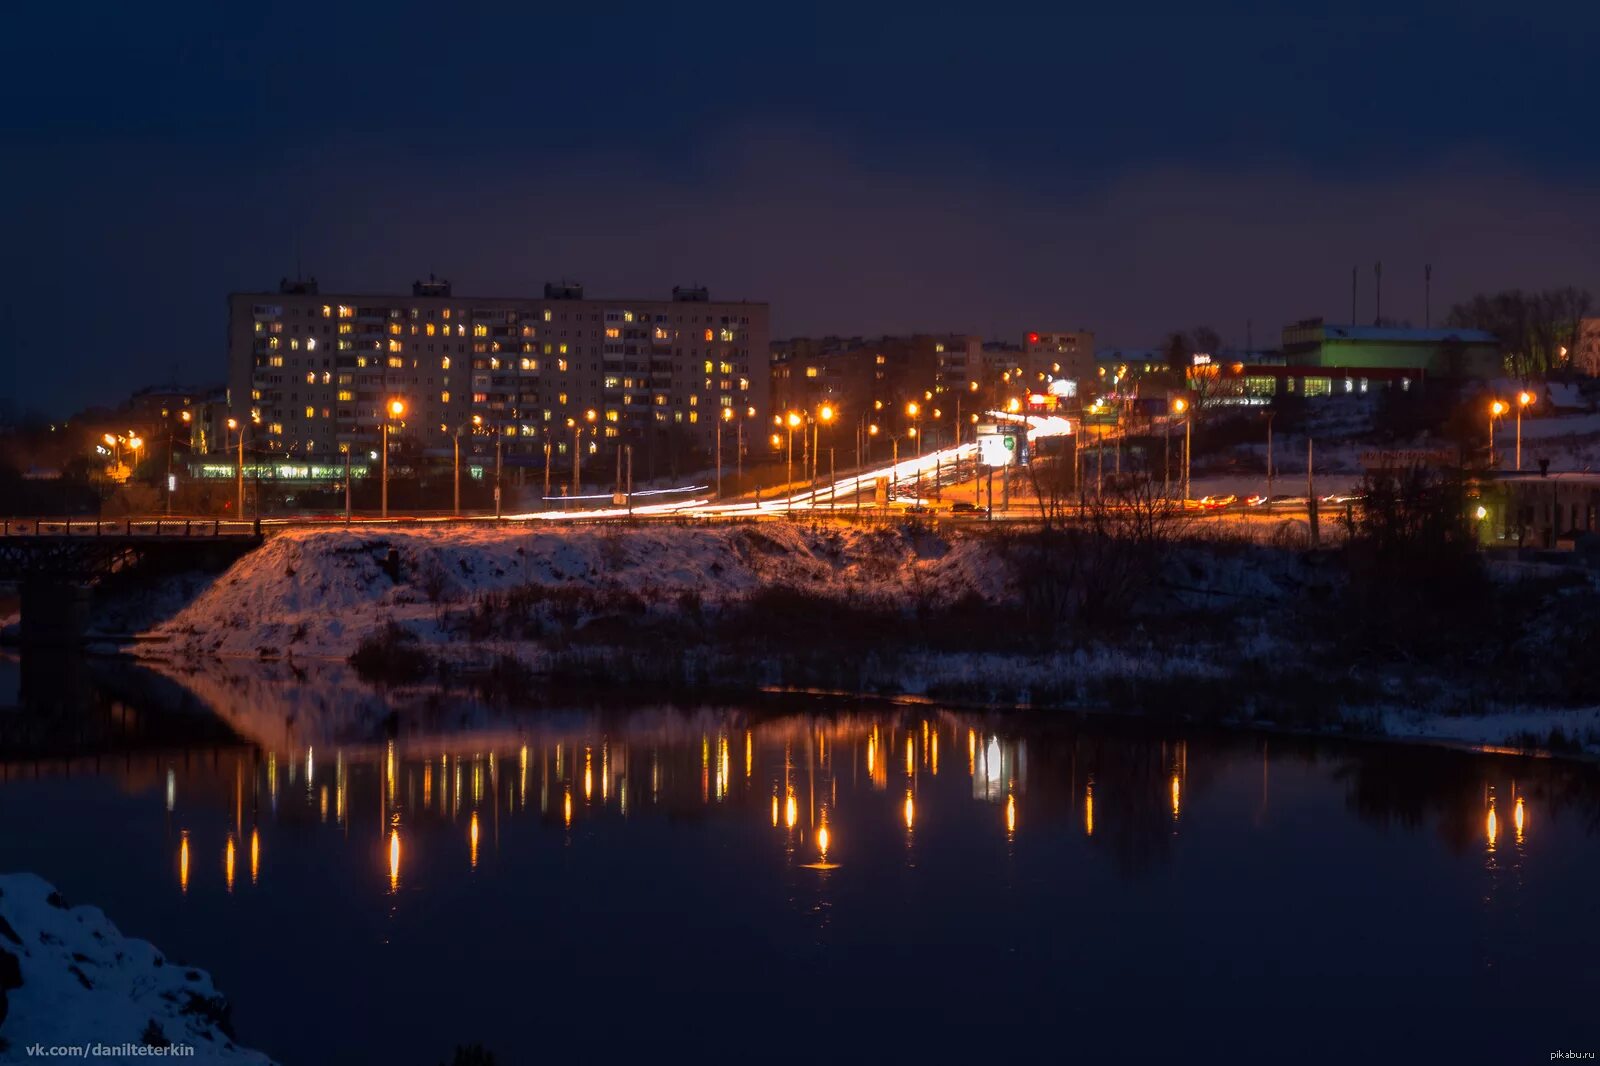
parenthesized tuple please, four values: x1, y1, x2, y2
(388, 399, 406, 418)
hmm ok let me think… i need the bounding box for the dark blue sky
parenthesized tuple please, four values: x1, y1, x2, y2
(4, 4, 1598, 415)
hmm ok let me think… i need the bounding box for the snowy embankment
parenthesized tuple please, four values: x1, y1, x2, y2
(142, 523, 1011, 662)
(0, 874, 274, 1062)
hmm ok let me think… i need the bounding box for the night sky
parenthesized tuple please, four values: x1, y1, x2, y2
(4, 5, 1598, 416)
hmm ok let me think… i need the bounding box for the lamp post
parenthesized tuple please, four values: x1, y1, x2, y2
(716, 407, 733, 497)
(166, 410, 191, 516)
(453, 414, 484, 518)
(1489, 399, 1508, 468)
(785, 411, 802, 515)
(381, 398, 405, 519)
(1171, 397, 1190, 502)
(817, 404, 835, 505)
(227, 418, 242, 518)
(906, 401, 922, 459)
(569, 409, 596, 501)
(1516, 390, 1535, 471)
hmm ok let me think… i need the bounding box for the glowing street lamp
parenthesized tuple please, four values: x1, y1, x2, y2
(1171, 397, 1191, 501)
(906, 401, 922, 458)
(1515, 390, 1535, 471)
(785, 411, 802, 514)
(1489, 399, 1508, 467)
(381, 398, 405, 519)
(716, 406, 734, 497)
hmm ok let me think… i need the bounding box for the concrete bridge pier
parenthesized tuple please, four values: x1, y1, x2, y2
(18, 579, 92, 648)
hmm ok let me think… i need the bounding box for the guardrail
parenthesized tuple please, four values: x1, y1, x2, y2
(0, 517, 262, 538)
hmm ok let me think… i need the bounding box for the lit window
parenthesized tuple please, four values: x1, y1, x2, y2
(704, 329, 714, 342)
(305, 372, 315, 384)
(426, 323, 436, 337)
(558, 343, 568, 355)
(304, 406, 315, 419)
(441, 356, 451, 370)
(321, 305, 332, 318)
(440, 391, 450, 404)
(520, 358, 538, 371)
(606, 327, 621, 339)
(542, 310, 552, 322)
(474, 324, 488, 337)
(306, 338, 316, 351)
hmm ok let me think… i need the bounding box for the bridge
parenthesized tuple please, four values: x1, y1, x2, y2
(0, 518, 263, 647)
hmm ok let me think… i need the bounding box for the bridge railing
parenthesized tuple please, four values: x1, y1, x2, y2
(0, 517, 261, 538)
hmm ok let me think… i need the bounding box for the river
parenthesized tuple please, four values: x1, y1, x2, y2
(0, 652, 1596, 1064)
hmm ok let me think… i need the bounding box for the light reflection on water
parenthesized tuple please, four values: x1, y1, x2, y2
(1, 654, 1598, 1064)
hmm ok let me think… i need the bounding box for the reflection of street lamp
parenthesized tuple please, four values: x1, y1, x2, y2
(1489, 399, 1508, 468)
(1515, 390, 1535, 471)
(381, 398, 405, 519)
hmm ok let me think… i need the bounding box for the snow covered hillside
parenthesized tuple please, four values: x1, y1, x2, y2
(0, 873, 274, 1062)
(143, 523, 1016, 660)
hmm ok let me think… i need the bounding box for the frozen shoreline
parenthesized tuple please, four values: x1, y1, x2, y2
(55, 519, 1589, 763)
(0, 873, 274, 1062)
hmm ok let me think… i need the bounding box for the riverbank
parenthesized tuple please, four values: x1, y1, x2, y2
(104, 520, 1600, 759)
(0, 873, 274, 1062)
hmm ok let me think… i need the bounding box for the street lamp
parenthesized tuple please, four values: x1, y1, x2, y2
(452, 414, 484, 518)
(1489, 399, 1508, 468)
(1171, 397, 1191, 502)
(716, 407, 733, 497)
(906, 401, 922, 458)
(1516, 390, 1535, 471)
(226, 417, 243, 518)
(167, 410, 192, 516)
(381, 398, 405, 519)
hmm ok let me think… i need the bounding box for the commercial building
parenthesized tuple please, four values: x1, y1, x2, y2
(1476, 471, 1600, 549)
(1281, 319, 1501, 380)
(228, 278, 769, 471)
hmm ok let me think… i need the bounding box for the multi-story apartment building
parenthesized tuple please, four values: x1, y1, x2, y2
(1017, 330, 1096, 397)
(770, 334, 982, 419)
(228, 278, 770, 470)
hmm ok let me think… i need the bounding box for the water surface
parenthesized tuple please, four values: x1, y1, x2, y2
(1, 654, 1596, 1064)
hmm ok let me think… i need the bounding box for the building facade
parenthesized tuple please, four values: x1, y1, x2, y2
(228, 279, 770, 469)
(1281, 319, 1501, 379)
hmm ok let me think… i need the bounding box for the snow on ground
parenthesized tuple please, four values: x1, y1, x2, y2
(1378, 705, 1600, 756)
(142, 523, 1017, 661)
(0, 873, 275, 1062)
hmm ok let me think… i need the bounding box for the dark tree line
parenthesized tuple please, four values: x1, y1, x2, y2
(1446, 287, 1592, 377)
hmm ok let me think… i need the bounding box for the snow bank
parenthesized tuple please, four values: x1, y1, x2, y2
(143, 522, 1016, 660)
(0, 873, 274, 1062)
(1379, 704, 1600, 755)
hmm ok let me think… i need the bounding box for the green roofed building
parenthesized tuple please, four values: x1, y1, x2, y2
(1281, 319, 1502, 379)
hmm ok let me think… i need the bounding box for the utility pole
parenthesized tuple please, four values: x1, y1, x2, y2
(343, 446, 351, 525)
(1307, 437, 1318, 546)
(494, 431, 503, 520)
(543, 441, 552, 508)
(1266, 413, 1275, 514)
(453, 432, 461, 518)
(625, 445, 634, 516)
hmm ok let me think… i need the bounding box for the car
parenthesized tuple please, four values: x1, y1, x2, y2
(951, 501, 989, 515)
(1199, 494, 1237, 510)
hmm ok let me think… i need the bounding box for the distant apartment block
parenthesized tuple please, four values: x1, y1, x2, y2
(770, 334, 982, 418)
(228, 278, 770, 464)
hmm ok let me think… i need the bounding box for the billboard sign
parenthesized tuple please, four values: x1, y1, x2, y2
(977, 426, 1019, 467)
